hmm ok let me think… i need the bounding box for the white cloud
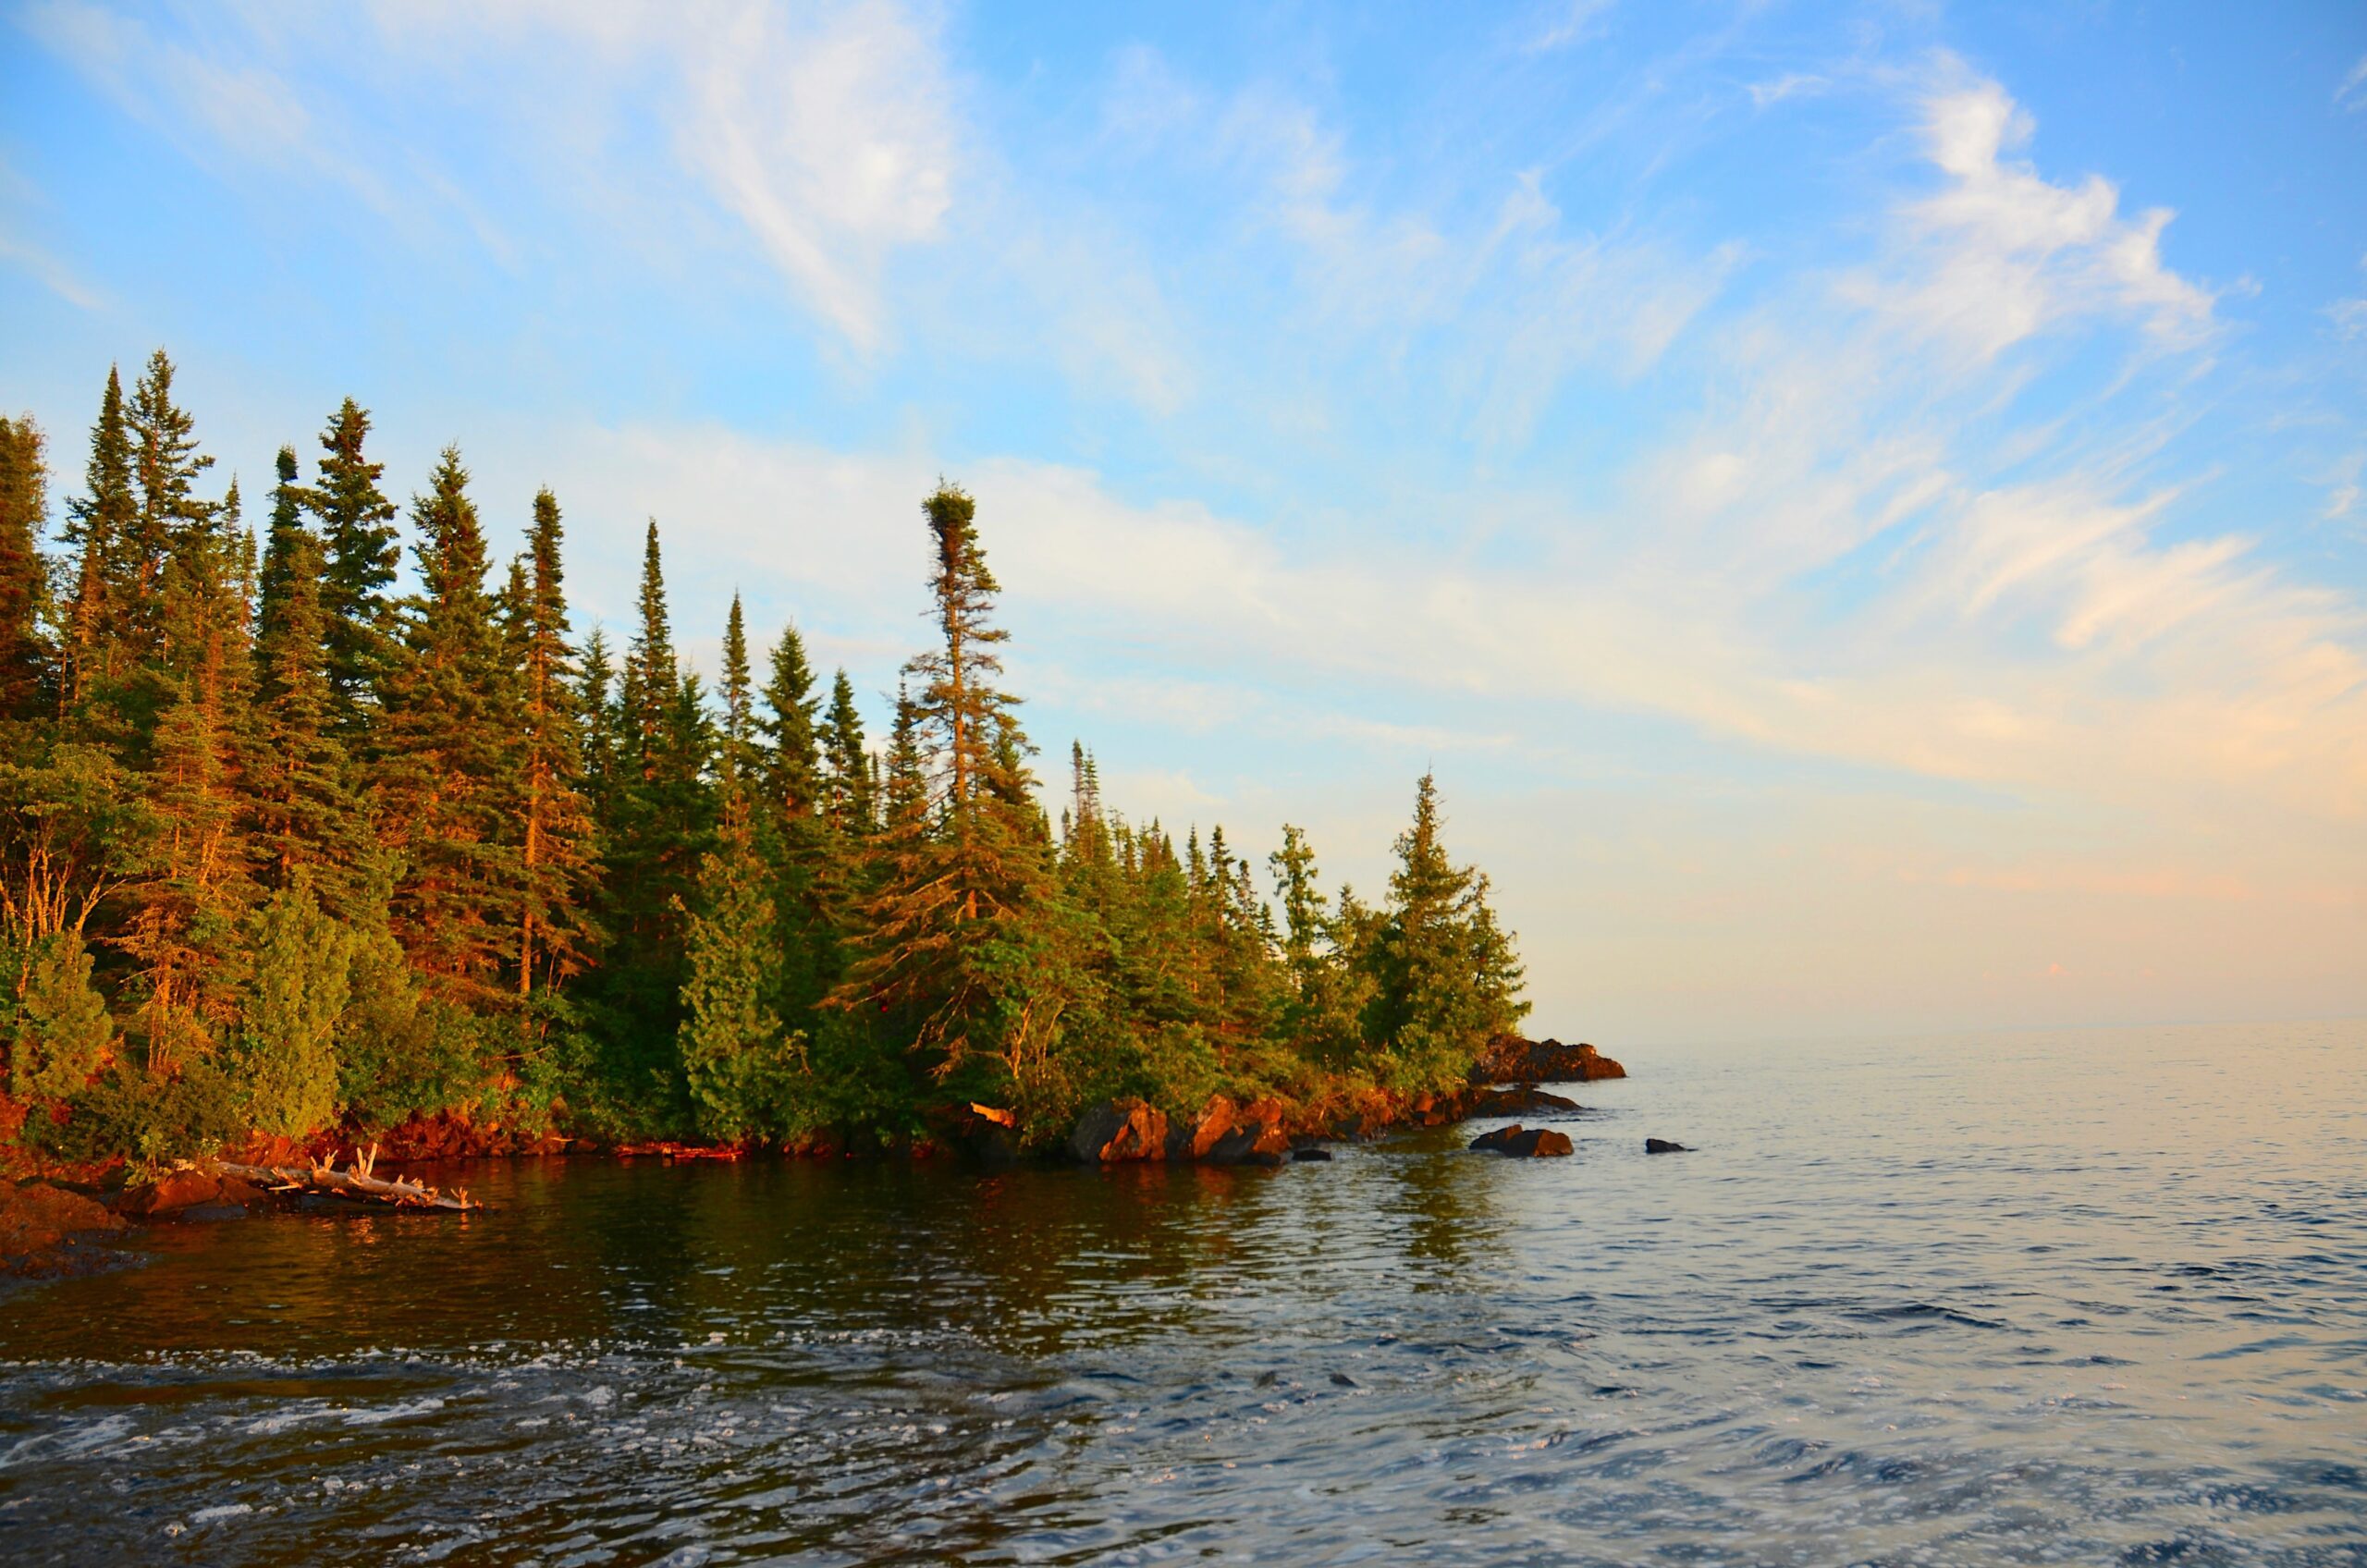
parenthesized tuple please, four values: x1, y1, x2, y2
(1853, 73, 2217, 360)
(670, 1, 958, 350)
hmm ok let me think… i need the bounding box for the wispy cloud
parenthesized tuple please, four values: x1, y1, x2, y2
(0, 232, 104, 310)
(2338, 54, 2367, 112)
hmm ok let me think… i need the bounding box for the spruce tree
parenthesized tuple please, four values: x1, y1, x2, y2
(250, 521, 366, 908)
(57, 367, 133, 715)
(585, 521, 711, 1101)
(512, 489, 596, 997)
(1364, 774, 1527, 1090)
(0, 414, 53, 719)
(818, 667, 874, 830)
(833, 484, 1073, 1116)
(374, 447, 524, 1002)
(305, 398, 399, 732)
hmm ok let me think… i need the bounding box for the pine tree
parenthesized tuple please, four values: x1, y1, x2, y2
(512, 489, 596, 997)
(374, 447, 523, 1002)
(0, 413, 53, 719)
(305, 398, 399, 733)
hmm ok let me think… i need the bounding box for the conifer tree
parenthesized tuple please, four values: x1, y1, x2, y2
(511, 489, 596, 997)
(57, 367, 133, 714)
(1364, 773, 1527, 1090)
(818, 668, 874, 830)
(255, 446, 305, 665)
(759, 621, 822, 820)
(305, 398, 399, 732)
(717, 594, 756, 788)
(834, 484, 1072, 1114)
(0, 413, 53, 719)
(374, 447, 523, 1002)
(250, 522, 366, 908)
(586, 521, 711, 1096)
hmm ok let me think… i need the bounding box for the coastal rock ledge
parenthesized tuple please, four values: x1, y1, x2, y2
(1475, 1036, 1626, 1083)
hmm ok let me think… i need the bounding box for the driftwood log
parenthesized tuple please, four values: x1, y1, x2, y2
(209, 1145, 485, 1212)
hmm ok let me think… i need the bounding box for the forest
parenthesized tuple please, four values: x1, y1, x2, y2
(0, 351, 1528, 1168)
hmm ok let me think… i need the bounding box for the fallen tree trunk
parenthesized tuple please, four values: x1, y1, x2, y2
(209, 1145, 485, 1212)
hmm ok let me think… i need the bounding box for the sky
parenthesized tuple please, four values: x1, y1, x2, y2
(3, 0, 2362, 1047)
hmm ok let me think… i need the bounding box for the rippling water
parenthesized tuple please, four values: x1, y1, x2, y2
(3, 1022, 2363, 1565)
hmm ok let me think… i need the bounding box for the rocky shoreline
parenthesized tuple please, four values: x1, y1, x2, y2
(2, 1036, 1633, 1276)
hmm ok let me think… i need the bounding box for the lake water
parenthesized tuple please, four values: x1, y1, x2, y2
(2, 1022, 2362, 1565)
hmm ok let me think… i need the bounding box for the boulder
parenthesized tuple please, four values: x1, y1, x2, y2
(1070, 1098, 1170, 1163)
(1290, 1146, 1333, 1162)
(1644, 1137, 1689, 1154)
(1209, 1098, 1292, 1166)
(1468, 1124, 1573, 1158)
(0, 1181, 126, 1272)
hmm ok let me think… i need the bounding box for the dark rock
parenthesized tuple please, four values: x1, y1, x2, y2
(1330, 1372, 1358, 1388)
(1465, 1084, 1582, 1117)
(1644, 1137, 1689, 1154)
(1291, 1146, 1333, 1162)
(1474, 1036, 1627, 1084)
(1070, 1098, 1170, 1163)
(1255, 1370, 1280, 1388)
(1469, 1124, 1574, 1158)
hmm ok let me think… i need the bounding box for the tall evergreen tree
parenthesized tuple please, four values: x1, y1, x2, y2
(1363, 773, 1527, 1091)
(818, 667, 874, 831)
(56, 367, 133, 713)
(509, 490, 596, 998)
(586, 521, 711, 1099)
(0, 414, 52, 720)
(374, 447, 523, 1002)
(834, 484, 1073, 1114)
(305, 398, 399, 732)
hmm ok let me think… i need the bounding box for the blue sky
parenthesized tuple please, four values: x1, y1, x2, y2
(4, 0, 2363, 1044)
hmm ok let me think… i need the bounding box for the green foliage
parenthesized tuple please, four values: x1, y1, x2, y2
(6, 931, 114, 1102)
(4, 354, 1538, 1162)
(678, 806, 808, 1141)
(232, 879, 355, 1138)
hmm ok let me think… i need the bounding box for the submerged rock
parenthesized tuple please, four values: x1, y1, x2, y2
(1469, 1124, 1574, 1158)
(1, 1180, 127, 1276)
(1644, 1137, 1689, 1154)
(1290, 1146, 1333, 1162)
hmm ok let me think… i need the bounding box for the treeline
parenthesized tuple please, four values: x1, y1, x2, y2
(0, 351, 1527, 1165)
